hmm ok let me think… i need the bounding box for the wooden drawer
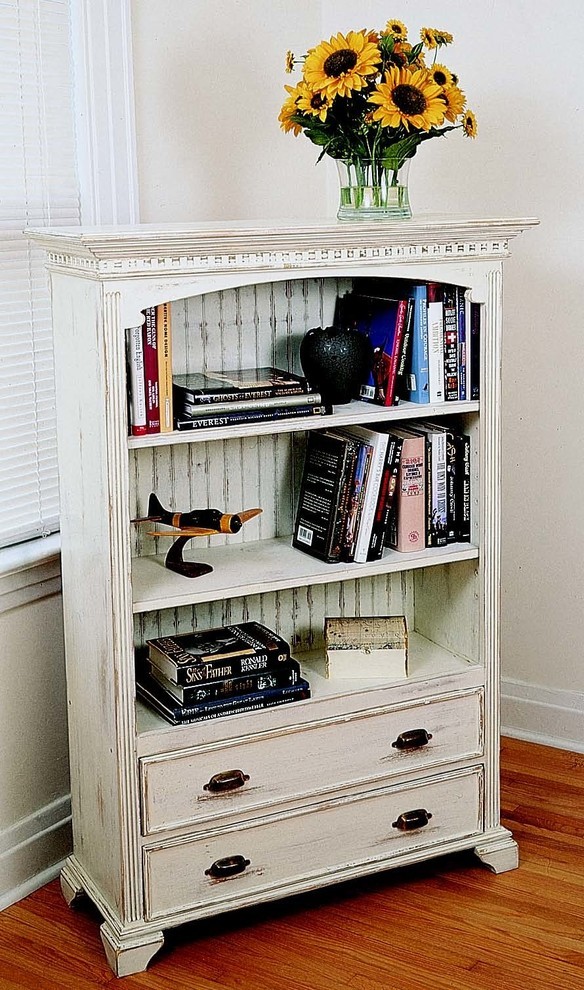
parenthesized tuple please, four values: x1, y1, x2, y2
(139, 689, 483, 835)
(143, 766, 483, 922)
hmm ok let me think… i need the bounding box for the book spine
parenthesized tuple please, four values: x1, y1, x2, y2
(342, 441, 372, 562)
(329, 438, 359, 561)
(156, 302, 173, 432)
(381, 436, 403, 550)
(151, 659, 301, 703)
(178, 383, 311, 404)
(367, 436, 400, 561)
(138, 679, 311, 724)
(457, 286, 467, 401)
(143, 307, 160, 433)
(175, 404, 327, 430)
(149, 645, 292, 685)
(470, 302, 481, 400)
(442, 286, 459, 401)
(428, 431, 448, 547)
(445, 431, 457, 543)
(455, 433, 471, 541)
(427, 283, 445, 403)
(180, 391, 323, 417)
(390, 435, 425, 552)
(407, 285, 429, 403)
(385, 298, 408, 407)
(354, 433, 390, 563)
(126, 325, 147, 436)
(395, 298, 414, 402)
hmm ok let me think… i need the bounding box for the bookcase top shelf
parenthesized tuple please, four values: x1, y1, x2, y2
(28, 215, 539, 277)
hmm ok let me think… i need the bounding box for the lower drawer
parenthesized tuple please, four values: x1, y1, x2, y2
(143, 766, 483, 922)
(140, 689, 483, 834)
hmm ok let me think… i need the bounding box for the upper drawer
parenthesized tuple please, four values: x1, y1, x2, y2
(140, 689, 483, 835)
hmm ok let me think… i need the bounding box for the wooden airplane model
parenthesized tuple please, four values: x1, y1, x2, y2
(133, 493, 262, 578)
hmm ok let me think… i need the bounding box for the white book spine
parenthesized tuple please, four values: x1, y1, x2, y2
(353, 432, 390, 563)
(126, 324, 147, 433)
(427, 300, 445, 403)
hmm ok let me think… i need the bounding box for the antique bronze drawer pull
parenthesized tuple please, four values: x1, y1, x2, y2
(205, 855, 251, 879)
(203, 769, 250, 793)
(392, 809, 433, 831)
(391, 728, 433, 750)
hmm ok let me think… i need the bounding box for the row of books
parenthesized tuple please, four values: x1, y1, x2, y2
(340, 278, 480, 408)
(126, 304, 174, 436)
(136, 620, 310, 725)
(292, 419, 471, 564)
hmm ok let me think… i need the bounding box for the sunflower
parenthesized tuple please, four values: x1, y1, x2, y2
(441, 84, 466, 122)
(462, 109, 478, 138)
(295, 82, 330, 122)
(303, 31, 381, 99)
(369, 66, 446, 131)
(429, 63, 453, 88)
(278, 84, 303, 135)
(385, 18, 408, 40)
(421, 27, 454, 50)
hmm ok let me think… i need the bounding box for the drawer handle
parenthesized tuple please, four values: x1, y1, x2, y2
(203, 769, 250, 793)
(391, 729, 433, 750)
(205, 855, 250, 879)
(392, 809, 433, 831)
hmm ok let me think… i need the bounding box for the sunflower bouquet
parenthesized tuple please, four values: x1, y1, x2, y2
(279, 19, 477, 218)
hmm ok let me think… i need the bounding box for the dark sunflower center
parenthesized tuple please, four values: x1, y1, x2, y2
(323, 49, 358, 77)
(433, 70, 447, 86)
(310, 92, 327, 109)
(392, 83, 427, 115)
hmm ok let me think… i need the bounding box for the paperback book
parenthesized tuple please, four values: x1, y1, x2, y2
(173, 366, 314, 405)
(146, 656, 302, 704)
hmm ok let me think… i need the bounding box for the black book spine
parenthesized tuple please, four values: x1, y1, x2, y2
(175, 404, 327, 430)
(470, 302, 480, 400)
(445, 431, 457, 543)
(457, 433, 471, 541)
(176, 381, 312, 405)
(137, 677, 311, 725)
(395, 299, 414, 402)
(150, 659, 301, 703)
(381, 437, 403, 550)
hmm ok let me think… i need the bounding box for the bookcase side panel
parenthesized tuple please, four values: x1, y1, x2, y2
(50, 273, 139, 923)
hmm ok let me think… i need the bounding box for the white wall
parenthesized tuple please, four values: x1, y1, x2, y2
(131, 0, 584, 747)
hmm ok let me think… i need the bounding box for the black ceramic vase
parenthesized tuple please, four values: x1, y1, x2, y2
(300, 325, 373, 405)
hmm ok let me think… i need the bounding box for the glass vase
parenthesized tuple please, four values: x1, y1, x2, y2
(336, 158, 412, 221)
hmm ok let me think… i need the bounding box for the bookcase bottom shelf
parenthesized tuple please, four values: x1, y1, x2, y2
(135, 630, 483, 745)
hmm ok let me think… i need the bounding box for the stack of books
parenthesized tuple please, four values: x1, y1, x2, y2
(292, 419, 471, 562)
(136, 620, 310, 724)
(172, 366, 329, 431)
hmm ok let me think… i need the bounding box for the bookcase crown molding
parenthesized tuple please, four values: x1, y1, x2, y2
(29, 215, 539, 278)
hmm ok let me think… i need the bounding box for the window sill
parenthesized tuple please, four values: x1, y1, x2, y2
(0, 534, 62, 614)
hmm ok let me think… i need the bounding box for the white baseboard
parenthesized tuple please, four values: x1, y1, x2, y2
(502, 678, 584, 753)
(0, 795, 72, 911)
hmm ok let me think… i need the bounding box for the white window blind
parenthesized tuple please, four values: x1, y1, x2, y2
(0, 0, 80, 549)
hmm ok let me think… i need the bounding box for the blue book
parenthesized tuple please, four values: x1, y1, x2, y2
(350, 295, 402, 405)
(407, 284, 429, 404)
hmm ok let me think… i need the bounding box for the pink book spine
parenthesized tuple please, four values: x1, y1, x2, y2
(143, 306, 160, 434)
(394, 435, 425, 551)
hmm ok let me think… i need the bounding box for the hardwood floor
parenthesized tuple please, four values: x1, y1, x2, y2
(0, 737, 583, 989)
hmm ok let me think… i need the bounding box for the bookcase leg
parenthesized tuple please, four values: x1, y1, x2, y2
(60, 859, 86, 908)
(100, 921, 165, 977)
(474, 831, 519, 874)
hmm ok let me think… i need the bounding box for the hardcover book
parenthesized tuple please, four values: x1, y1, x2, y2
(156, 302, 173, 433)
(344, 293, 407, 406)
(137, 673, 311, 725)
(173, 366, 313, 405)
(147, 657, 302, 704)
(442, 285, 459, 401)
(324, 615, 408, 679)
(143, 306, 160, 433)
(175, 403, 328, 431)
(147, 621, 290, 685)
(427, 282, 445, 404)
(407, 284, 429, 404)
(293, 430, 358, 563)
(385, 427, 426, 552)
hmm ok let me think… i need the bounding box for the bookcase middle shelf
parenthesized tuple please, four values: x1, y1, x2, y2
(131, 536, 479, 613)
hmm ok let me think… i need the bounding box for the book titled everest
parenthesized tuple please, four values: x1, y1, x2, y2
(146, 621, 290, 685)
(137, 672, 311, 725)
(172, 366, 314, 405)
(175, 402, 328, 431)
(324, 615, 408, 679)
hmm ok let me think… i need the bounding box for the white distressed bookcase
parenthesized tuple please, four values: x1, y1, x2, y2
(30, 216, 536, 976)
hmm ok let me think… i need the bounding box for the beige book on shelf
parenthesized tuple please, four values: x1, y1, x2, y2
(324, 615, 408, 679)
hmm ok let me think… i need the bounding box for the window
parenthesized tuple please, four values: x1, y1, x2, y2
(0, 0, 80, 549)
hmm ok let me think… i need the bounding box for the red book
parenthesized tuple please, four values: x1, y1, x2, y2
(142, 307, 160, 433)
